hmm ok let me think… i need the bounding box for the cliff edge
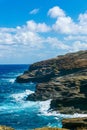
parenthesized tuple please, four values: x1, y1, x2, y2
(16, 50, 87, 114)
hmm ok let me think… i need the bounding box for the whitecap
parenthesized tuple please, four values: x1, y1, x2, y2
(9, 78, 15, 83)
(40, 108, 87, 119)
(11, 89, 34, 102)
(38, 99, 52, 115)
(38, 99, 87, 119)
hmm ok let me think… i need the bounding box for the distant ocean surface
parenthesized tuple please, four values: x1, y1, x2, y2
(0, 65, 87, 130)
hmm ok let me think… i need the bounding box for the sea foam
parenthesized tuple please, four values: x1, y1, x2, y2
(11, 89, 34, 101)
(38, 99, 87, 118)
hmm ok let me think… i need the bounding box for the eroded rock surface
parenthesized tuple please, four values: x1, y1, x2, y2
(34, 117, 87, 130)
(62, 117, 87, 130)
(16, 50, 87, 114)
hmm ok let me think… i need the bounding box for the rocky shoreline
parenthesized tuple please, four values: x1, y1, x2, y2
(0, 117, 87, 130)
(16, 50, 87, 114)
(1, 51, 87, 130)
(35, 117, 87, 130)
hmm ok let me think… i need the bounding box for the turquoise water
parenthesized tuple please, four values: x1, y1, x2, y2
(0, 65, 86, 130)
(0, 65, 62, 130)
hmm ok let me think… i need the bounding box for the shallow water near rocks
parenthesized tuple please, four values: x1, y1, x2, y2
(0, 65, 87, 130)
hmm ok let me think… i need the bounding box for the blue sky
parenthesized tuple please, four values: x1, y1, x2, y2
(0, 0, 87, 64)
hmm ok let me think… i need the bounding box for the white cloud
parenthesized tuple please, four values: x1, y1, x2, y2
(64, 35, 87, 42)
(29, 8, 39, 15)
(46, 37, 70, 50)
(53, 16, 78, 34)
(0, 19, 70, 63)
(0, 6, 87, 63)
(26, 20, 51, 32)
(78, 12, 87, 34)
(78, 12, 87, 25)
(70, 41, 87, 51)
(48, 6, 65, 18)
(48, 6, 87, 35)
(0, 32, 15, 44)
(0, 20, 50, 47)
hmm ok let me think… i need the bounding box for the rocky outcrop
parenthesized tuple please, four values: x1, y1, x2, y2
(16, 50, 87, 83)
(16, 50, 87, 114)
(62, 117, 87, 130)
(35, 117, 87, 130)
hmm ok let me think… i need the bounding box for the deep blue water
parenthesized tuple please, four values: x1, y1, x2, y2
(0, 65, 62, 130)
(0, 65, 86, 130)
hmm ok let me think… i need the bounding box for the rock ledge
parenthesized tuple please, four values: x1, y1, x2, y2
(16, 50, 87, 114)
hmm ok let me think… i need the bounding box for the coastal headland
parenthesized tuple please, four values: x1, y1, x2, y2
(15, 50, 87, 129)
(16, 50, 87, 114)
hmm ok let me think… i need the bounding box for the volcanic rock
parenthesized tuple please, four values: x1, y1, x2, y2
(16, 50, 87, 114)
(62, 117, 87, 130)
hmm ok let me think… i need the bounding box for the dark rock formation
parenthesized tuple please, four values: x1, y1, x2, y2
(34, 117, 87, 130)
(16, 50, 87, 114)
(62, 117, 87, 130)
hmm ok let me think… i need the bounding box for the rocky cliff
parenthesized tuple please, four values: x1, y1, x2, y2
(62, 117, 87, 130)
(16, 50, 87, 114)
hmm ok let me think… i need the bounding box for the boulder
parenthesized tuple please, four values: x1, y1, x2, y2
(62, 117, 87, 130)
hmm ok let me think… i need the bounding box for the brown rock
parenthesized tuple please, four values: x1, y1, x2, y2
(62, 117, 87, 130)
(16, 50, 87, 114)
(16, 50, 87, 83)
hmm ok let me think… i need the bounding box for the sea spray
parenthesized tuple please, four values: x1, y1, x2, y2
(11, 87, 87, 128)
(11, 89, 34, 101)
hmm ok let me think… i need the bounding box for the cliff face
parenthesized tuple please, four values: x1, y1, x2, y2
(16, 50, 87, 114)
(62, 117, 87, 130)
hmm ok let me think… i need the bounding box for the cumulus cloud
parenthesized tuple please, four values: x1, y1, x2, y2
(0, 20, 50, 47)
(48, 6, 87, 35)
(29, 8, 39, 15)
(47, 6, 87, 52)
(70, 41, 87, 51)
(26, 20, 51, 32)
(48, 6, 65, 18)
(0, 6, 87, 63)
(46, 37, 70, 50)
(78, 12, 87, 25)
(53, 16, 78, 34)
(0, 18, 70, 63)
(64, 35, 87, 42)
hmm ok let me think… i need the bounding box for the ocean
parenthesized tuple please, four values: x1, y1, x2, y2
(0, 65, 87, 130)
